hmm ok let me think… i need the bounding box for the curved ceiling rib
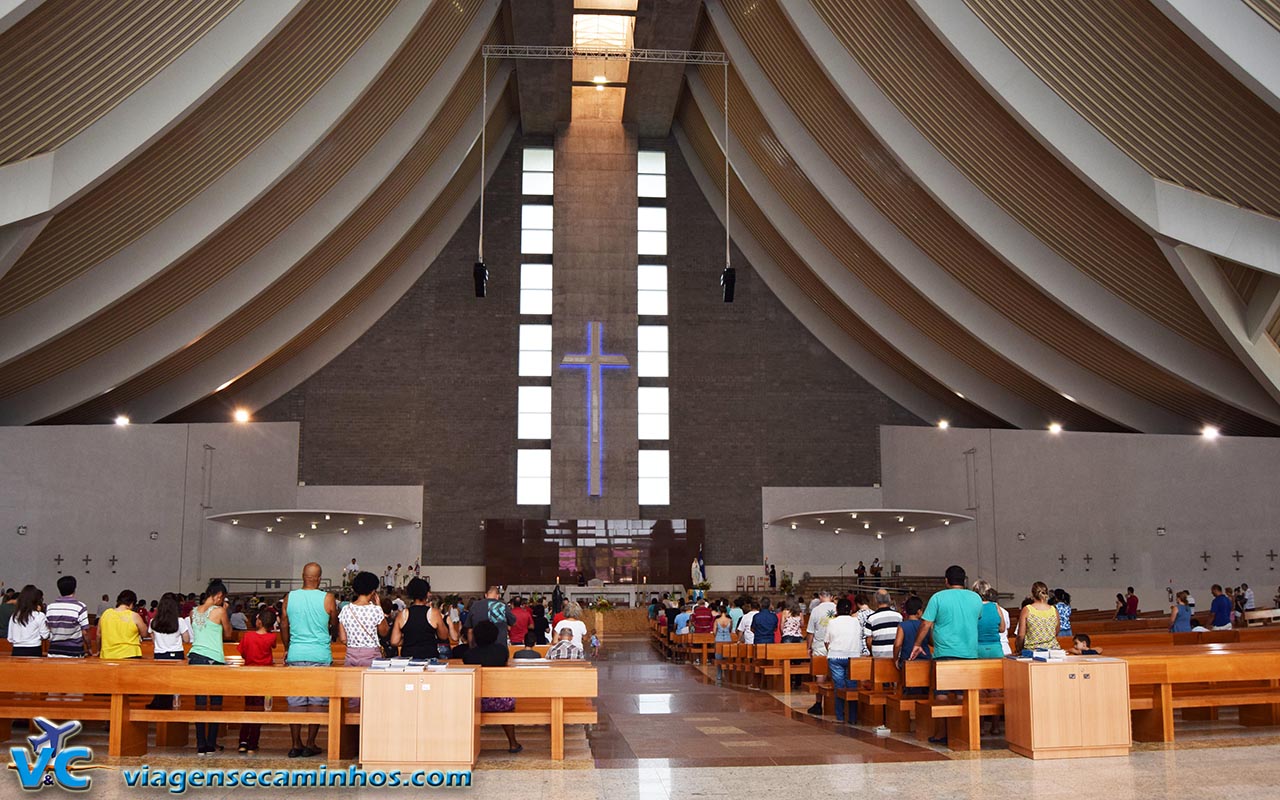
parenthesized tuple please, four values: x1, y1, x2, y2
(157, 98, 520, 424)
(0, 0, 242, 165)
(15, 55, 511, 427)
(961, 0, 1280, 221)
(0, 1, 496, 421)
(908, 0, 1280, 278)
(0, 1, 304, 228)
(0, 1, 43, 37)
(708, 1, 1279, 428)
(671, 125, 989, 429)
(0, 0, 401, 321)
(766, 1, 1275, 420)
(682, 79, 1118, 433)
(1154, 0, 1280, 114)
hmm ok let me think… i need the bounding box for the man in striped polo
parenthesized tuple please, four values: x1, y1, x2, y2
(47, 575, 92, 658)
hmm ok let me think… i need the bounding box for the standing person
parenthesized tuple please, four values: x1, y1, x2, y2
(865, 589, 903, 659)
(713, 604, 735, 684)
(236, 607, 277, 754)
(462, 621, 522, 754)
(805, 589, 837, 716)
(281, 563, 337, 759)
(94, 594, 111, 621)
(973, 580, 1006, 659)
(870, 559, 883, 583)
(530, 601, 550, 645)
(390, 578, 449, 660)
(1242, 583, 1256, 612)
(338, 572, 388, 668)
(737, 600, 758, 645)
(779, 601, 805, 643)
(99, 590, 148, 660)
(6, 585, 48, 657)
(146, 593, 191, 709)
(382, 566, 394, 591)
(1113, 593, 1127, 620)
(727, 598, 744, 631)
(996, 600, 1013, 657)
(554, 606, 589, 651)
(1124, 587, 1140, 620)
(823, 598, 865, 724)
(188, 580, 233, 755)
(1170, 590, 1193, 632)
(895, 596, 930, 668)
(1053, 589, 1073, 637)
(508, 597, 533, 646)
(1209, 584, 1234, 630)
(769, 564, 777, 589)
(465, 587, 515, 647)
(1015, 582, 1060, 653)
(855, 562, 867, 580)
(750, 598, 778, 648)
(909, 566, 983, 662)
(46, 576, 91, 658)
(342, 558, 360, 588)
(692, 598, 715, 635)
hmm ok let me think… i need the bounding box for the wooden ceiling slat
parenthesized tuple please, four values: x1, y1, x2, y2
(0, 0, 399, 318)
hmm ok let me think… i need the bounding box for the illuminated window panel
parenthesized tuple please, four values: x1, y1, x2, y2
(516, 449, 551, 505)
(636, 325, 668, 377)
(638, 449, 670, 505)
(520, 263, 553, 315)
(522, 147, 554, 195)
(637, 386, 669, 440)
(637, 206, 666, 255)
(637, 264, 667, 315)
(518, 324, 553, 376)
(518, 386, 552, 440)
(521, 204, 553, 254)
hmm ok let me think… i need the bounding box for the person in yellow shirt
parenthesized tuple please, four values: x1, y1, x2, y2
(99, 589, 148, 659)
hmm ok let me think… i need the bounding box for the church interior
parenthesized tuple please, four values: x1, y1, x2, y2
(1, 0, 1280, 797)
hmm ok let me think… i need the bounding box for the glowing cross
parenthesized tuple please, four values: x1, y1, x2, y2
(560, 322, 629, 497)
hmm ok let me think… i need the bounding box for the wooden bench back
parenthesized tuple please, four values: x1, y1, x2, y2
(759, 643, 808, 660)
(933, 659, 1003, 691)
(871, 657, 901, 683)
(481, 666, 598, 698)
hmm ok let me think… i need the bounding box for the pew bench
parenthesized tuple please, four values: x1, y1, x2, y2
(1124, 652, 1280, 742)
(475, 665, 598, 760)
(914, 659, 1005, 751)
(753, 643, 811, 692)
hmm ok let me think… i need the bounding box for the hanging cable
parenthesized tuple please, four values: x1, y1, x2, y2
(720, 61, 735, 302)
(474, 53, 489, 297)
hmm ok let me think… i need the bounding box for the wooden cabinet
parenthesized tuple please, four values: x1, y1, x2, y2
(1004, 657, 1130, 759)
(360, 669, 480, 770)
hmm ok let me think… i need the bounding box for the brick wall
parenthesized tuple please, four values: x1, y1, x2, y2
(255, 132, 922, 566)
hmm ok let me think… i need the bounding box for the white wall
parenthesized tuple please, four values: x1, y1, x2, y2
(880, 425, 1280, 610)
(0, 423, 299, 603)
(761, 486, 886, 583)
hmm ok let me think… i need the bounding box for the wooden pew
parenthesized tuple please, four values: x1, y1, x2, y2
(855, 657, 901, 726)
(801, 655, 872, 721)
(672, 632, 716, 665)
(508, 644, 550, 658)
(470, 665, 597, 761)
(914, 659, 1005, 751)
(752, 643, 811, 692)
(885, 659, 932, 732)
(1123, 651, 1280, 742)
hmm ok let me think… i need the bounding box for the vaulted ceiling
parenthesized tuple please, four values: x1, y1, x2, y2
(0, 0, 1277, 435)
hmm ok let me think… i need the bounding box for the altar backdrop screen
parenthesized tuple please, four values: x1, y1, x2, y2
(483, 519, 706, 585)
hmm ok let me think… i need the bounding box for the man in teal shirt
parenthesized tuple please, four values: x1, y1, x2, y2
(281, 562, 337, 759)
(910, 565, 982, 662)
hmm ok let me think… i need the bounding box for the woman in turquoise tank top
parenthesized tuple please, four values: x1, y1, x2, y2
(972, 580, 1006, 658)
(188, 580, 232, 755)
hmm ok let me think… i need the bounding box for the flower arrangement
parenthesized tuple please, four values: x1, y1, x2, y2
(693, 580, 712, 591)
(591, 596, 614, 612)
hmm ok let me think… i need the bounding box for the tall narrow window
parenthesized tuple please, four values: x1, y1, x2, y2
(521, 204, 554, 255)
(516, 449, 551, 505)
(637, 450, 670, 505)
(637, 206, 666, 256)
(637, 264, 667, 316)
(520, 263, 553, 315)
(522, 147, 554, 195)
(636, 325, 668, 378)
(637, 149, 670, 505)
(637, 150, 666, 198)
(637, 387, 669, 440)
(518, 324, 552, 376)
(518, 386, 552, 440)
(517, 146, 555, 502)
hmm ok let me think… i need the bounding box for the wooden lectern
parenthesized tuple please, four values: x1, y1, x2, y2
(1003, 656, 1130, 759)
(360, 668, 480, 770)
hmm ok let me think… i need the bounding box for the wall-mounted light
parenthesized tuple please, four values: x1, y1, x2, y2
(1048, 422, 1063, 434)
(1017, 531, 1027, 541)
(232, 408, 250, 423)
(937, 420, 949, 430)
(114, 415, 130, 426)
(16, 525, 27, 536)
(149, 531, 159, 541)
(1201, 425, 1220, 439)
(1156, 526, 1166, 537)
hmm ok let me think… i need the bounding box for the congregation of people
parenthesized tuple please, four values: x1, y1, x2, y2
(1, 562, 598, 758)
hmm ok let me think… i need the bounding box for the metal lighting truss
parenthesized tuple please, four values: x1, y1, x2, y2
(482, 44, 728, 65)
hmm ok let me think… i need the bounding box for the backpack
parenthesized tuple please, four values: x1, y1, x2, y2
(487, 598, 509, 626)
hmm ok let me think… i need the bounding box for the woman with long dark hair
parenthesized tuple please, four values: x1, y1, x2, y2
(6, 585, 48, 657)
(147, 593, 191, 709)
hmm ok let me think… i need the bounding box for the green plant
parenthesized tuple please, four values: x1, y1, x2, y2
(591, 596, 614, 612)
(779, 576, 794, 594)
(693, 580, 712, 591)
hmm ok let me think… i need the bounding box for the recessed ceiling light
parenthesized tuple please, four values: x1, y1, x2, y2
(230, 519, 238, 525)
(386, 522, 393, 530)
(114, 415, 130, 426)
(341, 528, 348, 535)
(818, 518, 825, 525)
(790, 522, 797, 530)
(955, 391, 965, 399)
(850, 512, 858, 519)
(937, 420, 949, 430)
(358, 518, 365, 525)
(876, 532, 883, 540)
(310, 522, 317, 530)
(298, 533, 305, 539)
(265, 526, 273, 532)
(908, 526, 916, 532)
(835, 528, 841, 534)
(276, 516, 283, 523)
(943, 519, 951, 526)
(232, 408, 250, 423)
(324, 514, 331, 521)
(1202, 425, 1220, 439)
(863, 522, 870, 529)
(896, 516, 904, 523)
(1048, 422, 1063, 434)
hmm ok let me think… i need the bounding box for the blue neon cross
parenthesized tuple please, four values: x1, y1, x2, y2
(560, 322, 629, 497)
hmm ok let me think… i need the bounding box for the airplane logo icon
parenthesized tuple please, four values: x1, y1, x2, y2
(27, 719, 82, 757)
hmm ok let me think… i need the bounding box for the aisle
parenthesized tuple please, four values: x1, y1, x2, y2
(586, 637, 946, 767)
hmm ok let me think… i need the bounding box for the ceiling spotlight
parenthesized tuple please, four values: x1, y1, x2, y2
(298, 533, 305, 539)
(876, 532, 883, 540)
(324, 514, 331, 521)
(896, 516, 904, 523)
(937, 420, 949, 430)
(230, 519, 239, 525)
(265, 526, 273, 532)
(1061, 393, 1076, 403)
(955, 391, 965, 399)
(386, 522, 393, 530)
(114, 415, 130, 426)
(790, 522, 797, 530)
(341, 528, 348, 535)
(863, 522, 870, 530)
(818, 518, 825, 525)
(232, 408, 250, 423)
(275, 516, 283, 523)
(943, 519, 951, 526)
(310, 522, 317, 530)
(850, 512, 858, 519)
(1202, 425, 1220, 439)
(908, 526, 916, 533)
(592, 75, 607, 84)
(1048, 422, 1063, 434)
(835, 528, 841, 534)
(358, 518, 365, 525)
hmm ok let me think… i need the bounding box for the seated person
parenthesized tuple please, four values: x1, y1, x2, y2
(512, 631, 542, 660)
(462, 621, 522, 754)
(548, 627, 584, 660)
(1069, 633, 1101, 655)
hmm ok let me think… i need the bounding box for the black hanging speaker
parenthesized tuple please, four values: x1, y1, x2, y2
(473, 260, 488, 298)
(720, 266, 736, 303)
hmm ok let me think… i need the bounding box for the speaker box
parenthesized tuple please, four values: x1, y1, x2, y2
(720, 266, 736, 303)
(473, 261, 488, 298)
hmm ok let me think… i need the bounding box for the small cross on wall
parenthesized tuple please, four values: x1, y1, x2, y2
(1267, 550, 1278, 571)
(1110, 553, 1119, 572)
(1058, 553, 1067, 572)
(1083, 553, 1093, 571)
(1232, 550, 1244, 571)
(109, 555, 118, 573)
(82, 554, 91, 573)
(53, 554, 64, 573)
(1200, 550, 1211, 571)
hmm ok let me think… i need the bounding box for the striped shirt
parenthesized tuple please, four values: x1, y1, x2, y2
(46, 596, 89, 657)
(864, 607, 903, 659)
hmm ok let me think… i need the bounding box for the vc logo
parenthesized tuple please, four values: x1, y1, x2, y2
(8, 718, 94, 791)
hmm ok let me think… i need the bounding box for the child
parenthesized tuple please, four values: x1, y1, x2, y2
(1070, 633, 1101, 656)
(589, 633, 600, 659)
(236, 607, 277, 755)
